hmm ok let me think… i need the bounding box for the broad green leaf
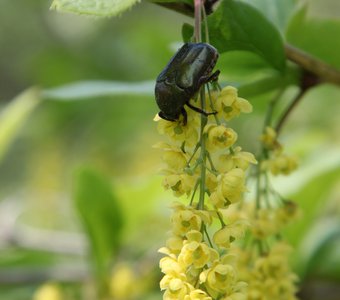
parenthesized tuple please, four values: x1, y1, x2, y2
(286, 6, 340, 69)
(207, 0, 286, 71)
(43, 80, 154, 100)
(241, 0, 297, 32)
(0, 87, 41, 162)
(280, 165, 340, 274)
(299, 219, 340, 279)
(182, 0, 286, 71)
(50, 0, 140, 17)
(74, 167, 123, 292)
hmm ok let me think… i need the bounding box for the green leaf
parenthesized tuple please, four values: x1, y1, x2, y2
(74, 167, 123, 293)
(240, 0, 296, 32)
(43, 80, 154, 100)
(299, 219, 340, 279)
(207, 0, 286, 71)
(182, 23, 194, 43)
(286, 5, 340, 69)
(50, 0, 140, 17)
(0, 87, 41, 162)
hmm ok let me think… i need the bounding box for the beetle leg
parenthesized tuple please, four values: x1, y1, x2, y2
(208, 70, 220, 82)
(186, 102, 217, 117)
(181, 107, 188, 125)
(199, 70, 220, 86)
(158, 111, 177, 122)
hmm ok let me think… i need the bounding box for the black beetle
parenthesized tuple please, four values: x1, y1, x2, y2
(155, 42, 220, 125)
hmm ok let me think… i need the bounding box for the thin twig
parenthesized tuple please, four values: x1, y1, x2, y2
(285, 44, 340, 86)
(275, 88, 306, 134)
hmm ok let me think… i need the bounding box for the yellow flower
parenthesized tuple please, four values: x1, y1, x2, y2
(161, 277, 194, 300)
(215, 86, 252, 121)
(205, 172, 218, 194)
(166, 235, 184, 255)
(110, 264, 138, 300)
(159, 254, 185, 277)
(262, 153, 298, 176)
(162, 148, 188, 172)
(210, 169, 246, 207)
(250, 209, 278, 239)
(170, 203, 202, 236)
(218, 147, 257, 173)
(32, 283, 62, 300)
(275, 201, 300, 226)
(199, 255, 238, 298)
(184, 289, 212, 300)
(213, 220, 248, 249)
(260, 126, 281, 151)
(163, 173, 197, 197)
(178, 230, 218, 269)
(157, 112, 199, 147)
(205, 124, 238, 152)
(220, 282, 247, 300)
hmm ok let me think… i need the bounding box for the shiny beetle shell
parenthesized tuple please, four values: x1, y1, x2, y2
(155, 42, 219, 123)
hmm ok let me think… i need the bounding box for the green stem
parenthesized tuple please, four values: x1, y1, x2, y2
(198, 88, 208, 210)
(194, 0, 202, 43)
(204, 226, 214, 248)
(187, 142, 201, 166)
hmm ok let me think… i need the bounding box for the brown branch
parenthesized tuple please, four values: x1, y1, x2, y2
(275, 88, 305, 135)
(275, 71, 320, 134)
(285, 44, 340, 86)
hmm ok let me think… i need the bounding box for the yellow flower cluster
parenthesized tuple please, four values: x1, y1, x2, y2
(232, 242, 298, 300)
(231, 187, 300, 299)
(260, 127, 298, 176)
(246, 201, 300, 240)
(156, 86, 255, 300)
(159, 204, 248, 300)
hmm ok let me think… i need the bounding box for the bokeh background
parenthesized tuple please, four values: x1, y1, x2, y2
(0, 0, 340, 299)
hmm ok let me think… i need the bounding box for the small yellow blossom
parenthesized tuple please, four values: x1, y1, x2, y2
(166, 235, 184, 255)
(215, 86, 252, 121)
(170, 203, 203, 236)
(205, 172, 218, 193)
(205, 124, 238, 152)
(32, 283, 62, 300)
(213, 220, 248, 249)
(275, 201, 300, 225)
(110, 264, 138, 300)
(163, 173, 197, 197)
(159, 255, 186, 277)
(218, 147, 257, 173)
(184, 289, 212, 300)
(250, 209, 278, 239)
(163, 150, 188, 172)
(161, 277, 194, 300)
(178, 230, 217, 268)
(260, 127, 280, 150)
(262, 153, 298, 176)
(200, 255, 239, 298)
(157, 111, 199, 147)
(212, 169, 247, 207)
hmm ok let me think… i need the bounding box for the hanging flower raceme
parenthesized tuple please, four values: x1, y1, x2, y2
(228, 125, 301, 300)
(155, 85, 256, 300)
(260, 126, 298, 176)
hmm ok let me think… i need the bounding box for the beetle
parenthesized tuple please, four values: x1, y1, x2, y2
(155, 42, 220, 125)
